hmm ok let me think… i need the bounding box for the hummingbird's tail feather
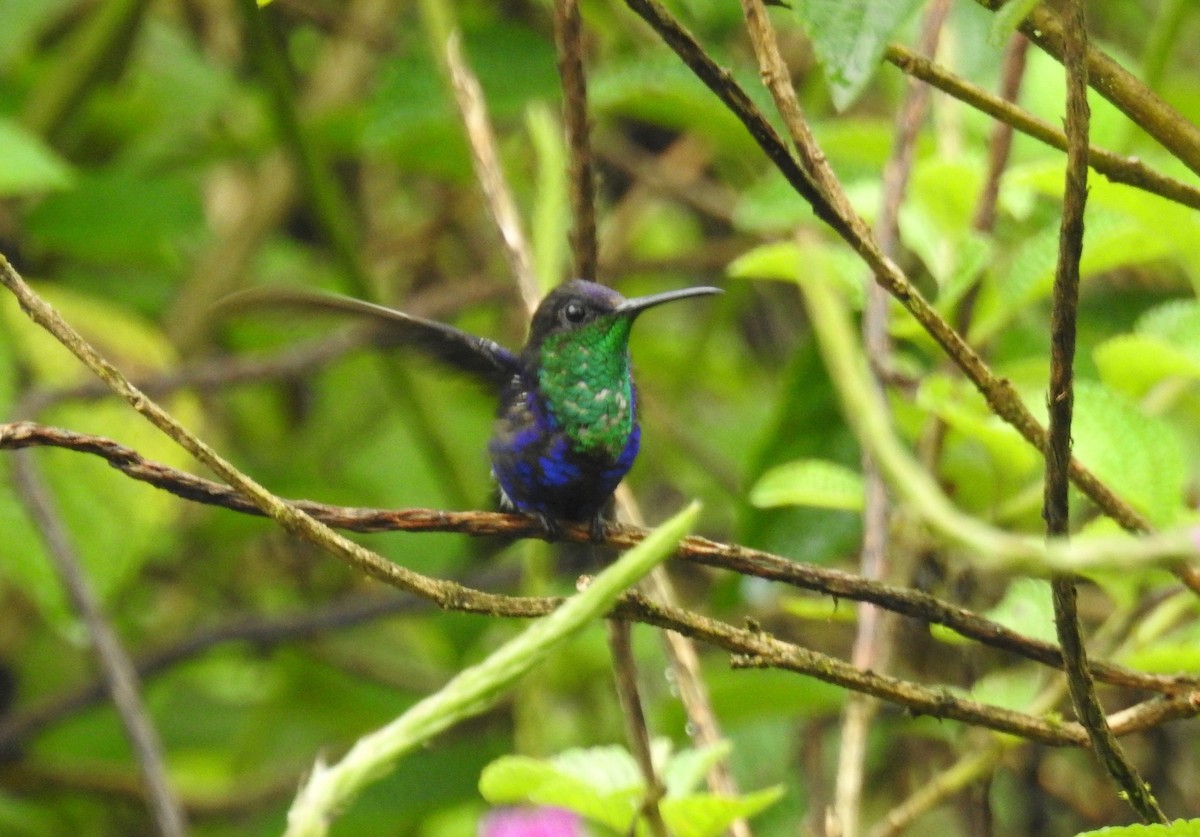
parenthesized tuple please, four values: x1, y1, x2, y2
(212, 287, 519, 388)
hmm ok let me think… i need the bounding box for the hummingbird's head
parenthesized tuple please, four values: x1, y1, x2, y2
(526, 279, 624, 355)
(524, 279, 720, 360)
(525, 279, 721, 457)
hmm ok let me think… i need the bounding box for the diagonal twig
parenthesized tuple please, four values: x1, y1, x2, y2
(10, 454, 188, 837)
(443, 31, 541, 311)
(883, 42, 1200, 212)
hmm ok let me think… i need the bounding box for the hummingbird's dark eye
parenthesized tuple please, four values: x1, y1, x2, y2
(562, 301, 587, 324)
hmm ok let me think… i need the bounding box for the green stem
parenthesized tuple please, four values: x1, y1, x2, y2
(794, 271, 1200, 574)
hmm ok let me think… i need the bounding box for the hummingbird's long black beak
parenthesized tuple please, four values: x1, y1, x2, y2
(615, 286, 723, 318)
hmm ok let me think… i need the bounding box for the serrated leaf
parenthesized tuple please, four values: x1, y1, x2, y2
(1093, 333, 1200, 399)
(1137, 300, 1200, 362)
(972, 212, 1178, 342)
(0, 118, 73, 195)
(480, 742, 781, 837)
(937, 233, 993, 310)
(1070, 381, 1187, 527)
(749, 459, 864, 511)
(660, 787, 784, 837)
(548, 745, 645, 794)
(794, 0, 925, 110)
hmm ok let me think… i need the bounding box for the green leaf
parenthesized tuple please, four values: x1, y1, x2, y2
(726, 241, 803, 280)
(794, 0, 926, 110)
(989, 0, 1040, 43)
(732, 175, 816, 234)
(479, 751, 642, 832)
(1069, 381, 1188, 527)
(0, 118, 73, 195)
(972, 211, 1179, 342)
(1137, 299, 1200, 361)
(1074, 819, 1200, 836)
(661, 741, 733, 798)
(915, 374, 1040, 479)
(480, 742, 782, 837)
(1123, 627, 1200, 674)
(591, 56, 766, 156)
(365, 22, 559, 177)
(660, 787, 784, 837)
(749, 458, 864, 511)
(25, 168, 202, 267)
(1093, 333, 1200, 399)
(727, 241, 865, 308)
(969, 668, 1043, 713)
(983, 579, 1057, 644)
(546, 744, 647, 796)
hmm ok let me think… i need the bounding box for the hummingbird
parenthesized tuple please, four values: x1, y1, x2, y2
(223, 279, 721, 539)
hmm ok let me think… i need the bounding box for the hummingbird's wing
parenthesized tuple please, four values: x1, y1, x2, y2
(214, 288, 519, 388)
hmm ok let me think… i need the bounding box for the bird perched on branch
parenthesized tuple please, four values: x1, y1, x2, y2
(221, 279, 720, 539)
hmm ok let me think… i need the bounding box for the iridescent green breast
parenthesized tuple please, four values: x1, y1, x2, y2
(536, 316, 635, 459)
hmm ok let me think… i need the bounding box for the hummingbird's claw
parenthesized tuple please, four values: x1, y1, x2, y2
(588, 513, 609, 543)
(533, 513, 564, 541)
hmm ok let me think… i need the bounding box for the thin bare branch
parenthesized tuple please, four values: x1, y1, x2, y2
(972, 34, 1029, 235)
(444, 32, 541, 312)
(971, 0, 1200, 178)
(608, 621, 669, 837)
(10, 454, 188, 837)
(883, 43, 1200, 212)
(4, 421, 1197, 699)
(552, 0, 598, 281)
(2, 435, 1199, 749)
(1044, 0, 1167, 822)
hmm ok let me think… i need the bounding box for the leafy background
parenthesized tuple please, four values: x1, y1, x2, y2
(1, 0, 1200, 834)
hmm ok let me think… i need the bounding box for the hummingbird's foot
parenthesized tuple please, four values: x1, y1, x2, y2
(588, 513, 609, 543)
(533, 513, 564, 541)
